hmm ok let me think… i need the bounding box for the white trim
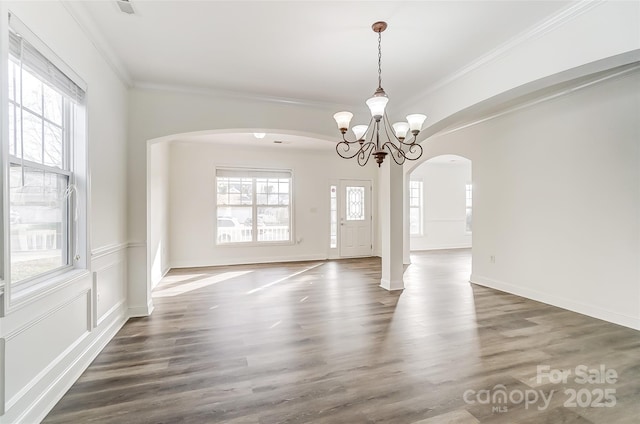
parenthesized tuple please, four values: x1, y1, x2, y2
(1, 4, 10, 319)
(91, 242, 129, 259)
(170, 254, 328, 270)
(128, 298, 154, 318)
(16, 304, 127, 424)
(398, 0, 605, 109)
(59, 1, 132, 87)
(133, 80, 353, 111)
(470, 274, 640, 331)
(437, 62, 640, 138)
(411, 245, 472, 251)
(8, 270, 90, 313)
(380, 278, 404, 291)
(5, 289, 91, 410)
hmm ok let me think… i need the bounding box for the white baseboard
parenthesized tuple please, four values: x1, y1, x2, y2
(411, 244, 472, 251)
(17, 306, 128, 424)
(128, 298, 154, 318)
(170, 253, 328, 269)
(380, 278, 404, 291)
(470, 274, 640, 331)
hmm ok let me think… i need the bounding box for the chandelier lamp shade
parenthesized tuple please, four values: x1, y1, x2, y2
(334, 21, 426, 167)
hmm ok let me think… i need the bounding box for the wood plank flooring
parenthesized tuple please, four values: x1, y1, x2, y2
(43, 249, 640, 423)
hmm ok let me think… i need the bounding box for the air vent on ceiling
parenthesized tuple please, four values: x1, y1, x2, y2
(117, 0, 135, 15)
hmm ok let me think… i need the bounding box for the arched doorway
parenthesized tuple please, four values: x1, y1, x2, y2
(408, 154, 472, 251)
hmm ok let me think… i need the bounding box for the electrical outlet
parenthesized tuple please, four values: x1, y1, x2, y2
(490, 255, 496, 264)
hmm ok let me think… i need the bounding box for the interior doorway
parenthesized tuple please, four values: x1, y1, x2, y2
(409, 155, 472, 252)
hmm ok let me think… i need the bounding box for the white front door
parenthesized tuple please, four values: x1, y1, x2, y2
(340, 180, 372, 257)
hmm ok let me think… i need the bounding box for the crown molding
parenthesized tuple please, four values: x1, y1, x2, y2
(398, 0, 605, 110)
(60, 1, 132, 87)
(132, 80, 359, 111)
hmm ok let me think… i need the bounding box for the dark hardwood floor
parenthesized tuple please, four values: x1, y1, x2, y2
(44, 249, 640, 423)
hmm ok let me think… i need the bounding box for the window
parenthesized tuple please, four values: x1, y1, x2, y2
(216, 168, 292, 244)
(466, 183, 473, 232)
(409, 180, 423, 236)
(5, 16, 87, 288)
(330, 185, 337, 248)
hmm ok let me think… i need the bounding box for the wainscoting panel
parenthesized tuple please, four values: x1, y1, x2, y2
(93, 261, 126, 327)
(4, 290, 91, 410)
(0, 243, 130, 423)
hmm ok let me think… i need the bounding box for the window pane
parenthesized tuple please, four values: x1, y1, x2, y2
(216, 178, 230, 205)
(346, 187, 365, 221)
(410, 208, 421, 235)
(44, 121, 63, 168)
(10, 165, 68, 283)
(8, 102, 22, 157)
(216, 207, 252, 243)
(257, 206, 289, 242)
(43, 83, 63, 126)
(22, 69, 43, 114)
(22, 110, 43, 163)
(8, 60, 20, 102)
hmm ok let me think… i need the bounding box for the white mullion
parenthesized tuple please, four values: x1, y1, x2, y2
(12, 101, 62, 130)
(18, 38, 24, 186)
(10, 64, 17, 155)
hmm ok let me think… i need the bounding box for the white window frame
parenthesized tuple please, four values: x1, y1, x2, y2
(215, 167, 293, 246)
(409, 179, 423, 236)
(1, 12, 89, 310)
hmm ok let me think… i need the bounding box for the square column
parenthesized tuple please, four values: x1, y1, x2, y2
(380, 158, 405, 291)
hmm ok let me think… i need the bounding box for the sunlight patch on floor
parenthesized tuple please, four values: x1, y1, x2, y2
(153, 271, 253, 297)
(246, 263, 324, 294)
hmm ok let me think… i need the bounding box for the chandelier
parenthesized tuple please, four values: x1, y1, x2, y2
(333, 21, 426, 167)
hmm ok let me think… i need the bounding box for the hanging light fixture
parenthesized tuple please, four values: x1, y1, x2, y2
(334, 21, 426, 167)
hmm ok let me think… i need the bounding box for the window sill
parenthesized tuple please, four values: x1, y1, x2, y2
(9, 268, 90, 311)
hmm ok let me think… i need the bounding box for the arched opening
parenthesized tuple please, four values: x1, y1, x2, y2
(145, 129, 377, 301)
(407, 154, 473, 283)
(408, 154, 472, 251)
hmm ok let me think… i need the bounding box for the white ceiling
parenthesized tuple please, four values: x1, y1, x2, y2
(79, 0, 573, 108)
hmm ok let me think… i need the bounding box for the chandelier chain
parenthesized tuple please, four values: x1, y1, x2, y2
(333, 21, 426, 167)
(377, 31, 382, 89)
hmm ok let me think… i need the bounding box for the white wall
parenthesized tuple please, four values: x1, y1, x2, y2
(148, 141, 170, 287)
(408, 69, 640, 330)
(0, 2, 129, 423)
(127, 86, 373, 312)
(410, 159, 472, 251)
(168, 142, 376, 268)
(128, 1, 639, 314)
